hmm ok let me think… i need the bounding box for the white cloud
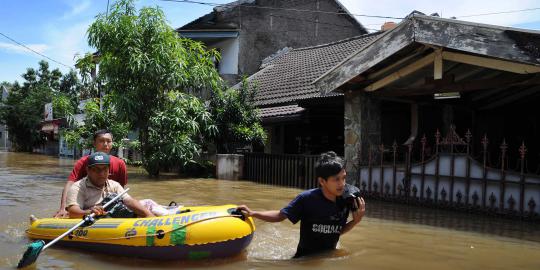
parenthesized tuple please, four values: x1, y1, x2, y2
(0, 42, 49, 55)
(61, 0, 92, 20)
(339, 0, 540, 31)
(43, 20, 94, 72)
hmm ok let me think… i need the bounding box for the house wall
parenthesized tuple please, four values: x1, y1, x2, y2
(211, 0, 366, 76)
(59, 135, 76, 157)
(208, 38, 240, 75)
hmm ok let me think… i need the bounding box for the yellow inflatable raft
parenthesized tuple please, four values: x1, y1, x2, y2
(26, 205, 255, 260)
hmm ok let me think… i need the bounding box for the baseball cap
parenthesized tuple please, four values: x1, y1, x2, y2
(87, 152, 110, 167)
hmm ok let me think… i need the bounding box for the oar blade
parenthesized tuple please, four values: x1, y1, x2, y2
(17, 240, 45, 268)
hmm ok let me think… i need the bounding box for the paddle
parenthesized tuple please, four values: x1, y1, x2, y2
(17, 188, 130, 268)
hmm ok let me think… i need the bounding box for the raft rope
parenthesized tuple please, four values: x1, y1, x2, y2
(26, 214, 250, 241)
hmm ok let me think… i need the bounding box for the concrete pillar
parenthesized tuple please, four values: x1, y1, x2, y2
(344, 91, 381, 182)
(216, 154, 244, 180)
(117, 146, 124, 159)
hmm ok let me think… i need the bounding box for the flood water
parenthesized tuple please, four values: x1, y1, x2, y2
(1, 152, 539, 270)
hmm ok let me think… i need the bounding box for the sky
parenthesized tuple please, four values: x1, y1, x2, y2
(1, 0, 539, 84)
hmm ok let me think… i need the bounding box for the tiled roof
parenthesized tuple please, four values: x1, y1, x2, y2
(258, 104, 305, 119)
(244, 32, 383, 106)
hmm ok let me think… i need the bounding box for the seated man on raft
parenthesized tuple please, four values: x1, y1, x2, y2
(65, 152, 179, 218)
(55, 129, 128, 218)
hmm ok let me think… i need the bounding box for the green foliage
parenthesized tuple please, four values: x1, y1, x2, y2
(52, 94, 74, 120)
(210, 79, 266, 153)
(144, 92, 217, 175)
(126, 139, 140, 151)
(180, 159, 216, 178)
(1, 1, 269, 179)
(87, 0, 221, 126)
(86, 0, 223, 175)
(58, 69, 85, 110)
(0, 61, 63, 151)
(125, 159, 143, 166)
(74, 53, 100, 99)
(62, 97, 129, 150)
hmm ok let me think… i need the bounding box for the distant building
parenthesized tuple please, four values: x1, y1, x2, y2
(239, 33, 382, 155)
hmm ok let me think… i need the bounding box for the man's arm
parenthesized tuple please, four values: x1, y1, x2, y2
(123, 197, 155, 218)
(54, 181, 74, 218)
(341, 197, 366, 235)
(55, 158, 86, 218)
(119, 160, 127, 187)
(67, 205, 107, 218)
(236, 205, 287, 222)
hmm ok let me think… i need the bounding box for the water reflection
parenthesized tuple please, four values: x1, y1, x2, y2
(365, 201, 540, 243)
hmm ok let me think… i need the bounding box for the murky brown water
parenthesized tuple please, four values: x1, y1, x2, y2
(1, 152, 539, 270)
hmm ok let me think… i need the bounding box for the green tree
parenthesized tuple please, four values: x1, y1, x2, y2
(86, 0, 223, 175)
(53, 69, 83, 121)
(59, 70, 83, 102)
(145, 92, 216, 175)
(0, 61, 63, 151)
(0, 81, 10, 88)
(74, 53, 100, 99)
(59, 52, 129, 154)
(62, 97, 129, 151)
(0, 81, 10, 101)
(210, 80, 266, 153)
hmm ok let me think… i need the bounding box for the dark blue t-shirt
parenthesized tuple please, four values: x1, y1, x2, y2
(280, 188, 350, 257)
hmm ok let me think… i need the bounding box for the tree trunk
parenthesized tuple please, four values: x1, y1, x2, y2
(139, 126, 160, 176)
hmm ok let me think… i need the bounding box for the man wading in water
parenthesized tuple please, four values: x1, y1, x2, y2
(237, 151, 366, 258)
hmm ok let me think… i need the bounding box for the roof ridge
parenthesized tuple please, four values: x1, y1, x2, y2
(332, 0, 367, 32)
(179, 0, 368, 33)
(214, 0, 256, 13)
(292, 32, 383, 52)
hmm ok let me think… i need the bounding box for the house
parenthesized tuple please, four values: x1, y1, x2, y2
(241, 32, 383, 155)
(311, 12, 540, 216)
(313, 12, 540, 174)
(242, 12, 540, 218)
(177, 0, 367, 85)
(36, 118, 65, 156)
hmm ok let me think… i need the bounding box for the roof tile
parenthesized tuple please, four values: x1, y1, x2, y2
(242, 32, 384, 106)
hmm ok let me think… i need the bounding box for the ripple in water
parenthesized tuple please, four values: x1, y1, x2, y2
(0, 225, 26, 244)
(247, 224, 298, 260)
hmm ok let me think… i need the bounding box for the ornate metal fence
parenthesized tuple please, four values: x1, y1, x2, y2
(242, 126, 540, 220)
(356, 126, 540, 220)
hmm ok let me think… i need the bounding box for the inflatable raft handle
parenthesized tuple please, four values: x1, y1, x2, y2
(229, 208, 246, 221)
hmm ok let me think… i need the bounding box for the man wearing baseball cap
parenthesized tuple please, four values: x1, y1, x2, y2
(55, 129, 128, 218)
(65, 152, 154, 218)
